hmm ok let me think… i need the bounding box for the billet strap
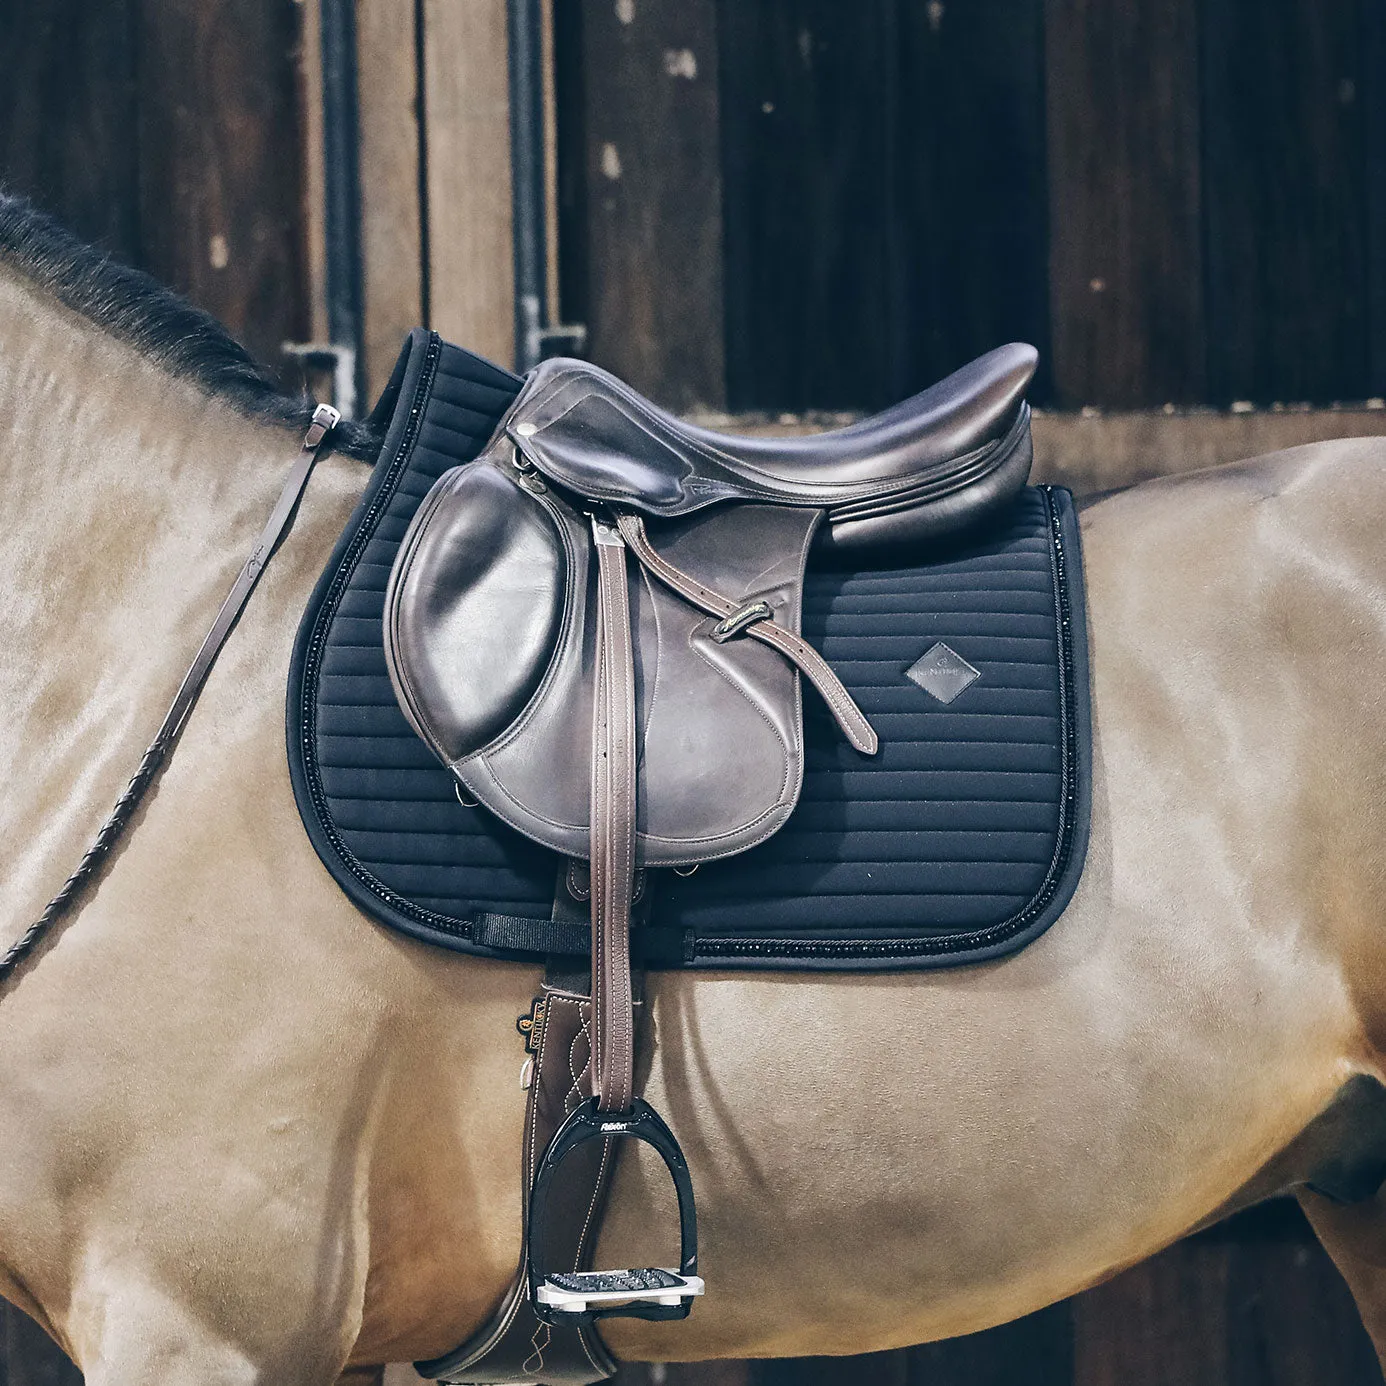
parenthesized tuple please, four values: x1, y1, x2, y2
(0, 405, 341, 988)
(419, 972, 623, 1385)
(615, 511, 878, 755)
(589, 516, 638, 1113)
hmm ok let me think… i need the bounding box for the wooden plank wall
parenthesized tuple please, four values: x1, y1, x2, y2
(355, 0, 426, 391)
(1031, 404, 1386, 493)
(1045, 0, 1205, 407)
(718, 0, 905, 412)
(558, 0, 724, 411)
(896, 0, 1051, 401)
(559, 0, 1386, 413)
(351, 0, 516, 395)
(717, 0, 1050, 412)
(0, 0, 517, 404)
(1201, 0, 1370, 404)
(421, 0, 515, 370)
(137, 0, 309, 369)
(0, 0, 141, 263)
(0, 0, 307, 372)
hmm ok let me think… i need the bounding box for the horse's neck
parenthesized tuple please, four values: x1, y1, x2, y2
(0, 267, 302, 932)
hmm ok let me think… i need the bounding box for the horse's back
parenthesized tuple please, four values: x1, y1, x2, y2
(596, 436, 1386, 1359)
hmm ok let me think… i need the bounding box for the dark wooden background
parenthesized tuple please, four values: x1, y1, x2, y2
(559, 0, 1386, 412)
(2, 0, 1385, 1382)
(0, 0, 309, 374)
(5, 0, 1381, 414)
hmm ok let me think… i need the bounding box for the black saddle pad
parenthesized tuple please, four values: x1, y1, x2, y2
(288, 330, 1091, 972)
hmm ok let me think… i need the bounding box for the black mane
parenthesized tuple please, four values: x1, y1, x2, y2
(0, 191, 381, 460)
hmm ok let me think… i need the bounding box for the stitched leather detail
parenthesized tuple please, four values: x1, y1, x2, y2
(522, 1322, 551, 1377)
(569, 1011, 592, 1113)
(422, 982, 618, 1384)
(590, 527, 637, 1112)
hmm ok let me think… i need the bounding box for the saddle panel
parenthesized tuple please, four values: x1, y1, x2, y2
(384, 443, 820, 866)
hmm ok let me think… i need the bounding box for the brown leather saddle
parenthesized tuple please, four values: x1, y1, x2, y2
(382, 345, 1036, 1344)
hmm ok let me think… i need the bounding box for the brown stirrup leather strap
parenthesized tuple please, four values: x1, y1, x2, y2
(585, 508, 877, 1115)
(590, 516, 637, 1113)
(616, 512, 878, 755)
(0, 404, 341, 988)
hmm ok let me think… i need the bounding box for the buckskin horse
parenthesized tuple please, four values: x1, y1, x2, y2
(4, 190, 1386, 1385)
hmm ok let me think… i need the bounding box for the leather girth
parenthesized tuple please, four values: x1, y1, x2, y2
(419, 968, 629, 1384)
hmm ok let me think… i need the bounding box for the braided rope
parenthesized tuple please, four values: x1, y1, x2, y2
(0, 731, 175, 984)
(0, 405, 339, 990)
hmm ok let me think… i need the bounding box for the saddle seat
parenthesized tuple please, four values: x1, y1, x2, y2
(508, 342, 1037, 550)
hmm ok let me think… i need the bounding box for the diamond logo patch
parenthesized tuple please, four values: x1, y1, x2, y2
(905, 642, 981, 704)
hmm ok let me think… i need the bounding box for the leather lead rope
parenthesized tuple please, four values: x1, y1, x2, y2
(590, 515, 637, 1112)
(0, 404, 342, 989)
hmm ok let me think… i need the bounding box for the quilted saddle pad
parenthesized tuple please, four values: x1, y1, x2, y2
(287, 330, 1092, 972)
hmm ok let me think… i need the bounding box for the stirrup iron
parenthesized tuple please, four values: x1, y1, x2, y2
(528, 1097, 704, 1323)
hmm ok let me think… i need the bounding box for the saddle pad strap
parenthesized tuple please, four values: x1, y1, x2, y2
(591, 518, 637, 1113)
(616, 512, 878, 756)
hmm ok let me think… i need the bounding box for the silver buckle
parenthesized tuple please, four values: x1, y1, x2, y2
(591, 514, 627, 548)
(303, 403, 342, 450)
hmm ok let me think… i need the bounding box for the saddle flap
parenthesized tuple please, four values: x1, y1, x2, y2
(384, 447, 819, 867)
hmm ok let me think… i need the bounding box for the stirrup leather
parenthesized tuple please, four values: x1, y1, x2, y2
(535, 508, 874, 1324)
(539, 515, 706, 1324)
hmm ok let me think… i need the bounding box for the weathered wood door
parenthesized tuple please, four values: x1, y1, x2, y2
(558, 0, 1386, 414)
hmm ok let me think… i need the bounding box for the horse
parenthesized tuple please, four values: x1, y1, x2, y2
(3, 192, 1386, 1385)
